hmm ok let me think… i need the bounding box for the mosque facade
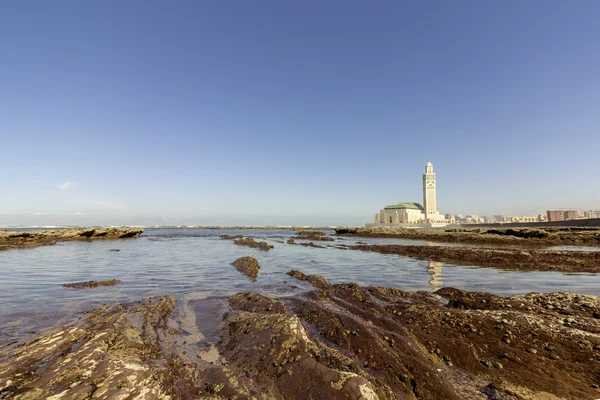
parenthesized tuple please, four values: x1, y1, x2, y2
(369, 161, 453, 227)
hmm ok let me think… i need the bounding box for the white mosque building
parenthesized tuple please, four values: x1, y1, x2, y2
(368, 160, 453, 228)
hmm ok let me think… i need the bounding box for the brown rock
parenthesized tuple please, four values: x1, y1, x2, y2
(286, 270, 331, 289)
(233, 237, 274, 252)
(229, 292, 286, 314)
(336, 226, 600, 247)
(232, 256, 260, 279)
(348, 243, 600, 273)
(293, 230, 335, 242)
(62, 279, 121, 289)
(3, 285, 600, 400)
(0, 228, 144, 252)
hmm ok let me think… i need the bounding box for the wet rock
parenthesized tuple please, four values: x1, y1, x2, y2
(220, 234, 244, 240)
(349, 243, 600, 273)
(0, 297, 176, 399)
(229, 292, 286, 314)
(286, 270, 331, 289)
(0, 228, 144, 252)
(3, 284, 600, 400)
(335, 226, 600, 247)
(293, 230, 335, 242)
(220, 305, 386, 399)
(233, 237, 274, 252)
(62, 279, 120, 289)
(526, 348, 538, 354)
(232, 256, 261, 279)
(299, 242, 326, 249)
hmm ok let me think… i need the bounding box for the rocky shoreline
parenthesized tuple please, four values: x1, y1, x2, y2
(336, 227, 600, 247)
(347, 243, 600, 273)
(0, 228, 144, 251)
(1, 278, 599, 399)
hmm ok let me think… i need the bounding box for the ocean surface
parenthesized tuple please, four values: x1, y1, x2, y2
(1, 228, 599, 345)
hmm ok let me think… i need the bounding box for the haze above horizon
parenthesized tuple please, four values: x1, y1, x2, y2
(1, 1, 599, 227)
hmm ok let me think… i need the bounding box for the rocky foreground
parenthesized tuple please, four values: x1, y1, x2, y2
(336, 227, 600, 247)
(0, 228, 144, 251)
(2, 276, 599, 399)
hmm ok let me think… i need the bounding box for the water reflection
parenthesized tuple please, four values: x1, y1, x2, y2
(428, 260, 443, 289)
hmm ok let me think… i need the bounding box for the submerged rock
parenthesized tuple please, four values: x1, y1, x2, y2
(286, 270, 331, 289)
(299, 241, 326, 249)
(233, 237, 274, 251)
(62, 279, 121, 289)
(232, 256, 261, 279)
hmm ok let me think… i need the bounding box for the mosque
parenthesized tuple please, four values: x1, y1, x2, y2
(368, 160, 453, 227)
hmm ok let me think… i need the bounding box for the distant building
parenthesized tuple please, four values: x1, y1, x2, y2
(547, 210, 564, 222)
(585, 210, 600, 219)
(370, 161, 452, 227)
(376, 202, 426, 225)
(547, 210, 583, 222)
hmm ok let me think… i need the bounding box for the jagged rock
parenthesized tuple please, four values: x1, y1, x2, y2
(349, 243, 600, 272)
(299, 242, 326, 249)
(232, 237, 274, 251)
(232, 256, 261, 279)
(336, 226, 600, 246)
(293, 230, 335, 242)
(229, 292, 287, 314)
(220, 234, 243, 240)
(2, 286, 600, 399)
(286, 270, 331, 289)
(0, 228, 144, 252)
(0, 297, 176, 399)
(62, 280, 121, 289)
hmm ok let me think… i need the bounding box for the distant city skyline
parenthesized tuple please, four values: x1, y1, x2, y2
(1, 1, 599, 226)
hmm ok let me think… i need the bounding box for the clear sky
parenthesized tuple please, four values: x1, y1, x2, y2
(1, 1, 599, 226)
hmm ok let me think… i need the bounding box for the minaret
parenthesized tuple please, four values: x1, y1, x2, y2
(423, 160, 436, 219)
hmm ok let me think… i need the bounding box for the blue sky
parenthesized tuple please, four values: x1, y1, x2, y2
(1, 1, 599, 226)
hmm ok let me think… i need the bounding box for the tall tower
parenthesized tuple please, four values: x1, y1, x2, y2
(423, 160, 437, 218)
